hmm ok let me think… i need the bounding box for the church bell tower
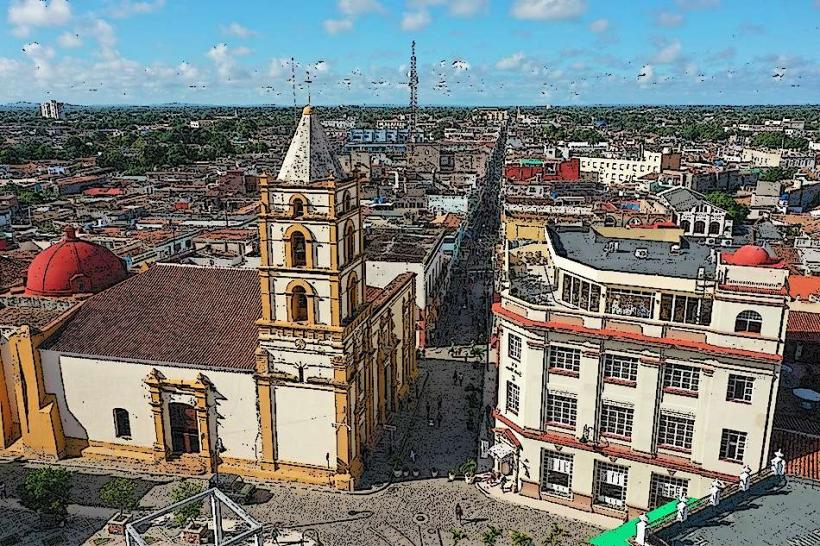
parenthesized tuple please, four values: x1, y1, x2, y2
(255, 105, 370, 490)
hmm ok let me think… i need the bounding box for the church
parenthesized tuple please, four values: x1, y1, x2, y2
(0, 106, 418, 490)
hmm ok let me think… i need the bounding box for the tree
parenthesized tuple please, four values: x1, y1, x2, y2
(450, 529, 467, 545)
(169, 480, 204, 526)
(509, 530, 535, 546)
(17, 466, 73, 523)
(760, 166, 797, 182)
(542, 523, 568, 546)
(482, 525, 503, 546)
(99, 477, 138, 514)
(706, 191, 749, 223)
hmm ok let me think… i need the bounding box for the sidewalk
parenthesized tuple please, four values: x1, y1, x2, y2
(475, 480, 624, 530)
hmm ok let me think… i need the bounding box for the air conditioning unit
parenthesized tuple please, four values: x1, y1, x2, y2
(706, 237, 716, 245)
(635, 248, 648, 259)
(670, 244, 682, 254)
(720, 239, 732, 247)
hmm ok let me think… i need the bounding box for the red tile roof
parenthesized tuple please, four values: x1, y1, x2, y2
(44, 264, 261, 371)
(787, 311, 820, 339)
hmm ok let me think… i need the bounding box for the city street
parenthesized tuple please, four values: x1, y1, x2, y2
(431, 132, 504, 348)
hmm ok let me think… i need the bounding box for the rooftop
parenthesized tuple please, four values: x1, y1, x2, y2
(365, 227, 444, 263)
(277, 105, 346, 185)
(44, 264, 261, 371)
(548, 226, 716, 280)
(657, 478, 820, 546)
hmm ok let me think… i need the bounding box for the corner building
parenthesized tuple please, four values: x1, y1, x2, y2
(492, 226, 786, 521)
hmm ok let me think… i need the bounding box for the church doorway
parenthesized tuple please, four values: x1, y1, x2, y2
(169, 402, 200, 455)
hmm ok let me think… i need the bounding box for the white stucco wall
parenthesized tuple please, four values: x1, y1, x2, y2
(274, 384, 337, 468)
(40, 352, 261, 461)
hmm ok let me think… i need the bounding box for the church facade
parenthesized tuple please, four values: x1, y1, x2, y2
(0, 106, 417, 490)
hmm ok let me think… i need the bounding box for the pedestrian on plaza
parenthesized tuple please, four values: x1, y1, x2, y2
(457, 371, 465, 385)
(409, 448, 417, 463)
(455, 503, 464, 525)
(453, 369, 458, 385)
(426, 401, 431, 421)
(438, 397, 443, 412)
(0, 482, 6, 499)
(771, 449, 787, 484)
(436, 412, 443, 429)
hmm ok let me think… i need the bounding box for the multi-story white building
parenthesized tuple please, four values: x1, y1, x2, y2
(579, 151, 681, 187)
(39, 100, 65, 120)
(491, 226, 788, 523)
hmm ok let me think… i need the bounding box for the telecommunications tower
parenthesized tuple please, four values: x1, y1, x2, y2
(408, 40, 419, 143)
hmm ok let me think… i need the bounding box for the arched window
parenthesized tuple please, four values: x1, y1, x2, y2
(291, 286, 309, 322)
(734, 310, 762, 333)
(694, 220, 706, 234)
(292, 198, 305, 218)
(708, 221, 721, 235)
(680, 220, 691, 233)
(344, 222, 355, 264)
(291, 232, 307, 267)
(113, 408, 131, 438)
(348, 275, 359, 318)
(342, 190, 352, 213)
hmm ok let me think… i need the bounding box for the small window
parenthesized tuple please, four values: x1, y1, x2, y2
(508, 333, 522, 362)
(541, 450, 573, 498)
(594, 461, 629, 509)
(548, 346, 581, 374)
(735, 310, 762, 334)
(727, 374, 754, 403)
(506, 381, 520, 415)
(603, 354, 638, 383)
(600, 404, 634, 439)
(114, 408, 131, 438)
(719, 429, 747, 463)
(547, 395, 577, 427)
(663, 364, 700, 394)
(693, 220, 706, 234)
(657, 413, 694, 451)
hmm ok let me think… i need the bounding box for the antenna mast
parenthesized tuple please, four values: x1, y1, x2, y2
(291, 57, 298, 126)
(409, 40, 419, 143)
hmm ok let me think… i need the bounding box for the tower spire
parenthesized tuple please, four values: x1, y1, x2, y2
(408, 40, 419, 143)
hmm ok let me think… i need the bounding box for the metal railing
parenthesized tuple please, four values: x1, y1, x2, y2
(125, 488, 264, 546)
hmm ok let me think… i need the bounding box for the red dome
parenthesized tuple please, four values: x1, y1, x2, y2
(722, 245, 783, 268)
(25, 226, 127, 297)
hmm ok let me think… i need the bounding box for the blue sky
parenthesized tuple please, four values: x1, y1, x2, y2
(1, 0, 819, 106)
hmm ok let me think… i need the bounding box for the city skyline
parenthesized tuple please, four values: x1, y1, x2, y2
(1, 0, 819, 106)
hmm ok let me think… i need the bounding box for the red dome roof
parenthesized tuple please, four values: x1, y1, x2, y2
(25, 226, 127, 297)
(722, 245, 783, 268)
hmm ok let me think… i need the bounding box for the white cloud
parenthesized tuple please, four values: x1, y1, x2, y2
(93, 19, 119, 60)
(496, 52, 525, 70)
(221, 22, 256, 37)
(408, 0, 488, 16)
(207, 42, 249, 81)
(22, 41, 56, 80)
(656, 11, 684, 27)
(108, 0, 166, 18)
(401, 10, 431, 31)
(8, 0, 71, 37)
(588, 18, 608, 33)
(323, 18, 354, 34)
(339, 0, 384, 15)
(652, 40, 682, 64)
(268, 57, 292, 78)
(57, 31, 82, 49)
(510, 0, 586, 20)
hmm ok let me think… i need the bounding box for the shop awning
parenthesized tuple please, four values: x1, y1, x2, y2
(488, 442, 515, 460)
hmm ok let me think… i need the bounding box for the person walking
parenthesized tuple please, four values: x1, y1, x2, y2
(452, 369, 458, 385)
(436, 411, 443, 429)
(426, 400, 431, 421)
(455, 503, 464, 525)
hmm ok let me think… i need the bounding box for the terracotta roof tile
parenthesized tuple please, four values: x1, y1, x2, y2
(45, 264, 261, 371)
(787, 311, 820, 337)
